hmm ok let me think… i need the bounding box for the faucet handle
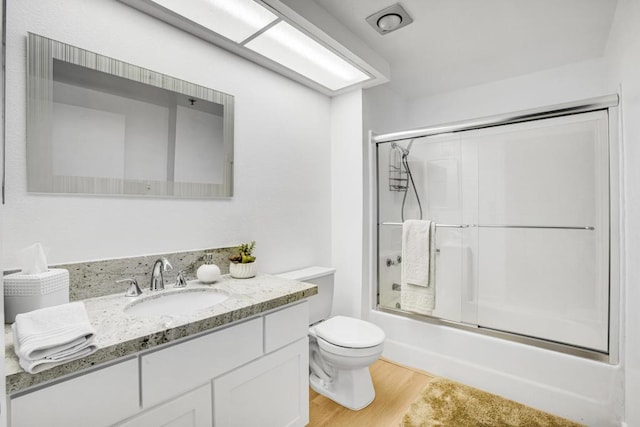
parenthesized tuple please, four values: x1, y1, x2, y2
(174, 270, 188, 288)
(117, 278, 143, 297)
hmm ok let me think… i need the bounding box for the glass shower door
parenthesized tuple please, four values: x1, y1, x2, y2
(376, 133, 471, 324)
(375, 109, 610, 352)
(469, 111, 610, 352)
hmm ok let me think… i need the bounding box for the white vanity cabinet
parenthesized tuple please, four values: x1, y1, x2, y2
(8, 300, 310, 427)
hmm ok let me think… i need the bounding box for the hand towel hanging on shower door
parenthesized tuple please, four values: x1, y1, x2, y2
(400, 220, 436, 315)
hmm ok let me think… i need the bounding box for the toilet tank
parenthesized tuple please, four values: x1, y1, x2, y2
(277, 266, 336, 325)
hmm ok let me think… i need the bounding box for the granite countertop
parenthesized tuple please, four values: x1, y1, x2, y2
(5, 274, 317, 394)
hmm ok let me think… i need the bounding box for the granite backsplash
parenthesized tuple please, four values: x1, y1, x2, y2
(5, 247, 236, 301)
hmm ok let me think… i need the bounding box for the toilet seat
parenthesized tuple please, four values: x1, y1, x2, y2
(314, 315, 385, 348)
(315, 336, 384, 358)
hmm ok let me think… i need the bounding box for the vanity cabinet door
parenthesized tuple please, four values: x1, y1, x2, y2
(116, 384, 212, 427)
(10, 358, 139, 427)
(213, 337, 309, 427)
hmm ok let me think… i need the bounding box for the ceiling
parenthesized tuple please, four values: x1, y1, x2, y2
(308, 0, 619, 99)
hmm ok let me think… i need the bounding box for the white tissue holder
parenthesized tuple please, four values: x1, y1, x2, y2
(4, 268, 70, 323)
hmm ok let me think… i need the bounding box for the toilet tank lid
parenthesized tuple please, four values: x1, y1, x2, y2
(277, 266, 336, 281)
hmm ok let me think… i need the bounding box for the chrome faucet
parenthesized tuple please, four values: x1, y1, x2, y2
(150, 257, 172, 291)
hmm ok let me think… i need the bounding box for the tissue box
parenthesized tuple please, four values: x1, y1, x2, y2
(4, 268, 69, 323)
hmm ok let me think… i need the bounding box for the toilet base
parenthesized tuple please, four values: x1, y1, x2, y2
(310, 366, 375, 411)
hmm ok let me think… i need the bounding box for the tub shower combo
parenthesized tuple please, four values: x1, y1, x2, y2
(373, 95, 619, 360)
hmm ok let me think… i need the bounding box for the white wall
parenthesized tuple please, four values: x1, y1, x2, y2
(363, 85, 409, 136)
(364, 57, 623, 425)
(330, 89, 363, 317)
(604, 1, 640, 425)
(406, 58, 607, 128)
(3, 0, 333, 274)
(362, 84, 410, 316)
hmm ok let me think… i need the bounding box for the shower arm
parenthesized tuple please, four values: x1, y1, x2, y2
(405, 139, 414, 154)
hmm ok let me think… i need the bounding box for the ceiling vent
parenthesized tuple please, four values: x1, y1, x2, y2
(366, 3, 413, 35)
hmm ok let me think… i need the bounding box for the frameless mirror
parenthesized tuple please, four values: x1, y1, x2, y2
(27, 33, 234, 198)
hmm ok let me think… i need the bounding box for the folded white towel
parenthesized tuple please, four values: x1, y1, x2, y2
(401, 284, 435, 316)
(401, 220, 436, 314)
(13, 301, 98, 374)
(402, 220, 436, 287)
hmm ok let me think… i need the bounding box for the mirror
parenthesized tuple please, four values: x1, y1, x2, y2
(27, 33, 234, 198)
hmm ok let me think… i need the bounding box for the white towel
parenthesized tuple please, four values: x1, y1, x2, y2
(13, 301, 98, 374)
(401, 220, 436, 315)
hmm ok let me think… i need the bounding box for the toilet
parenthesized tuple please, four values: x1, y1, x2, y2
(277, 266, 385, 411)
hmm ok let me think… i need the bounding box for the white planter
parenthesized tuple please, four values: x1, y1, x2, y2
(229, 262, 257, 279)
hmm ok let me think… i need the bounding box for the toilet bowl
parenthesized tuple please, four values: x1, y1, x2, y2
(277, 267, 386, 411)
(309, 316, 385, 410)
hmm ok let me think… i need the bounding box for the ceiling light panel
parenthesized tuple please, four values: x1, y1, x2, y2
(245, 21, 370, 91)
(150, 0, 278, 43)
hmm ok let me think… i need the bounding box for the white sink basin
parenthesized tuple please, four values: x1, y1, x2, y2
(125, 288, 229, 316)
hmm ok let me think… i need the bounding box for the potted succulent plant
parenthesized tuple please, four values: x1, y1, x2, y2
(229, 241, 257, 279)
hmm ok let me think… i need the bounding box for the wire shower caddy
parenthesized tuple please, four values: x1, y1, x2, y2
(388, 146, 408, 191)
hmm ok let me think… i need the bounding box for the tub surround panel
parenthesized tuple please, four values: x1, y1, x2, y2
(5, 274, 317, 394)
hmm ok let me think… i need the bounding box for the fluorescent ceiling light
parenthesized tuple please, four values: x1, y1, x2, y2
(245, 21, 370, 91)
(150, 0, 278, 43)
(124, 0, 374, 93)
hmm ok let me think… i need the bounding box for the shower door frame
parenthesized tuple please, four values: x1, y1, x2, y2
(368, 94, 621, 364)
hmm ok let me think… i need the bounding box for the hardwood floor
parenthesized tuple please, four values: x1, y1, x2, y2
(308, 358, 433, 427)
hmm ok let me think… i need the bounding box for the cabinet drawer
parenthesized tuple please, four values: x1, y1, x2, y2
(141, 317, 263, 407)
(264, 301, 308, 353)
(11, 358, 139, 427)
